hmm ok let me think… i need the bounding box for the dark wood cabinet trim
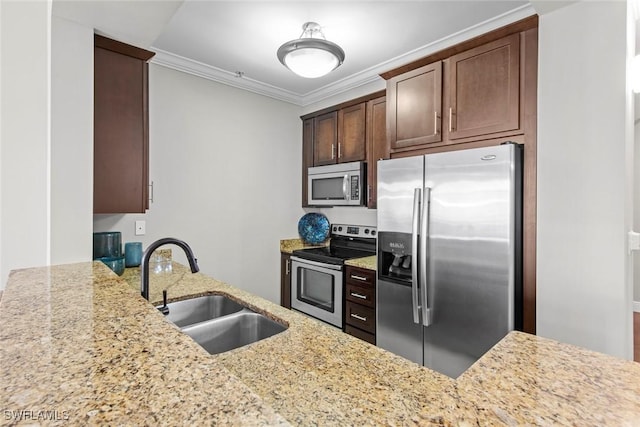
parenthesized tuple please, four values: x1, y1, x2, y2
(280, 253, 291, 309)
(301, 119, 314, 207)
(301, 90, 385, 120)
(379, 15, 537, 80)
(94, 34, 155, 61)
(521, 27, 538, 334)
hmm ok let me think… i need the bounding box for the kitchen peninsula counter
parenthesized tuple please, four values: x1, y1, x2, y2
(2, 262, 640, 425)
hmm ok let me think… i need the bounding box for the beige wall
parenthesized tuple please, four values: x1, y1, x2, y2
(0, 0, 51, 287)
(94, 64, 303, 303)
(50, 15, 93, 265)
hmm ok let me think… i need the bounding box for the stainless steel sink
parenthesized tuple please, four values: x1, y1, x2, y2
(181, 309, 287, 354)
(157, 295, 244, 328)
(158, 294, 287, 353)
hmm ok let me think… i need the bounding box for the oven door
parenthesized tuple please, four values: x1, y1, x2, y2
(290, 257, 343, 328)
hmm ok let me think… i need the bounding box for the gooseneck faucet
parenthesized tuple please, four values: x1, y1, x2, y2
(140, 238, 199, 301)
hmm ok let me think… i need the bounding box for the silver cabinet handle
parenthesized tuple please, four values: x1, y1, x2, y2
(149, 181, 154, 204)
(338, 142, 342, 159)
(350, 313, 367, 322)
(368, 184, 372, 203)
(434, 111, 440, 135)
(331, 143, 335, 159)
(420, 187, 432, 327)
(350, 292, 367, 300)
(411, 188, 421, 324)
(285, 259, 290, 275)
(350, 274, 368, 281)
(448, 107, 454, 132)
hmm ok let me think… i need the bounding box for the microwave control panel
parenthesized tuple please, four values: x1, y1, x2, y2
(350, 176, 359, 200)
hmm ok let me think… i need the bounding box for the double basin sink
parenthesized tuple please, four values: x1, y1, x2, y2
(158, 294, 287, 354)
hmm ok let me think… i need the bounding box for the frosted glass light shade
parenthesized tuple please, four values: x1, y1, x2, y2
(277, 22, 345, 79)
(283, 46, 341, 78)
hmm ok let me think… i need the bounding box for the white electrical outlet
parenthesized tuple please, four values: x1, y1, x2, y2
(135, 220, 146, 236)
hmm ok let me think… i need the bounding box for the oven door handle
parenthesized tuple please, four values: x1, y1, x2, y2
(290, 256, 343, 271)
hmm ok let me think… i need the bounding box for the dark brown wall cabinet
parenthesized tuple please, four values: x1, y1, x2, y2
(387, 61, 443, 150)
(94, 35, 155, 214)
(301, 91, 386, 209)
(344, 266, 376, 345)
(447, 33, 520, 140)
(366, 96, 387, 209)
(386, 33, 522, 153)
(313, 104, 366, 166)
(381, 16, 538, 335)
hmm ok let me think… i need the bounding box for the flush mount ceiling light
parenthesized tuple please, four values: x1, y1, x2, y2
(277, 22, 345, 79)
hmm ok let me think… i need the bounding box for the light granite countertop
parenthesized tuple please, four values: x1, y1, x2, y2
(2, 261, 640, 426)
(281, 238, 376, 271)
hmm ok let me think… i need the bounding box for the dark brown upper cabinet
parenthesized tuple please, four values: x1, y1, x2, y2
(300, 90, 385, 209)
(94, 35, 154, 214)
(447, 33, 520, 140)
(366, 96, 387, 209)
(387, 62, 443, 151)
(337, 103, 366, 163)
(313, 104, 366, 166)
(313, 111, 338, 166)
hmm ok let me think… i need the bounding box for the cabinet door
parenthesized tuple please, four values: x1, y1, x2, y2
(448, 33, 520, 140)
(387, 62, 442, 150)
(301, 118, 314, 207)
(94, 36, 154, 214)
(313, 112, 338, 165)
(280, 253, 291, 309)
(366, 96, 387, 209)
(338, 103, 366, 163)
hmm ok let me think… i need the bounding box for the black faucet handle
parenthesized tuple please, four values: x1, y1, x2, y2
(158, 289, 170, 315)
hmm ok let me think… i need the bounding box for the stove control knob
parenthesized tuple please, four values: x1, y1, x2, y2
(338, 226, 343, 232)
(371, 230, 377, 236)
(333, 226, 337, 232)
(364, 229, 370, 234)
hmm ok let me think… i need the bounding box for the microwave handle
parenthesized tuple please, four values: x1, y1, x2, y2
(342, 174, 349, 200)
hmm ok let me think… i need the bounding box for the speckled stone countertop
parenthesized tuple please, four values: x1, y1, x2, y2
(3, 262, 640, 426)
(279, 238, 327, 254)
(345, 255, 376, 271)
(281, 238, 376, 271)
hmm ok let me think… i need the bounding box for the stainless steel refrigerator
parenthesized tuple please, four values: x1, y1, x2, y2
(376, 143, 522, 379)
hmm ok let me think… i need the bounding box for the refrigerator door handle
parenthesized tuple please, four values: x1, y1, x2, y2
(411, 187, 421, 324)
(420, 187, 432, 327)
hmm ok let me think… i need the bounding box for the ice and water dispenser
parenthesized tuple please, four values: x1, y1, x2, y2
(377, 232, 413, 283)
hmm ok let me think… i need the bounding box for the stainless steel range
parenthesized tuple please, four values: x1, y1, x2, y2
(290, 224, 377, 328)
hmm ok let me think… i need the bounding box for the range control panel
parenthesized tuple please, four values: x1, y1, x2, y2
(331, 223, 377, 238)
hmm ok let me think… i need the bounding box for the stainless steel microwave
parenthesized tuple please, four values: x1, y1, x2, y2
(307, 161, 366, 206)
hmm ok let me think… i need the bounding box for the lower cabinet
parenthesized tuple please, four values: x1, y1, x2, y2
(280, 253, 291, 309)
(344, 265, 376, 344)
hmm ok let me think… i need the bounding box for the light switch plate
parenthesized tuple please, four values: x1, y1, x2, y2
(135, 220, 146, 236)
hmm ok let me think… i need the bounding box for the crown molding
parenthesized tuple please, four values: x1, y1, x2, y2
(151, 50, 305, 105)
(151, 4, 536, 107)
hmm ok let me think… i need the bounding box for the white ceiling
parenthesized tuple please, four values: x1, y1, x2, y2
(53, 0, 542, 106)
